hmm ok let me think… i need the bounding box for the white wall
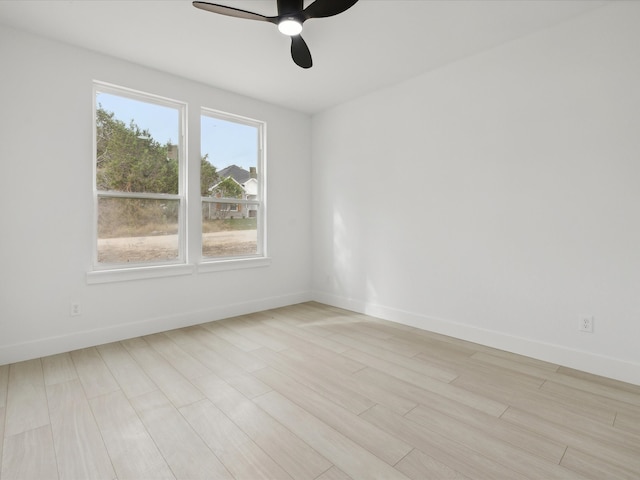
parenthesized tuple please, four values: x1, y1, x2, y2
(312, 2, 640, 385)
(0, 26, 312, 364)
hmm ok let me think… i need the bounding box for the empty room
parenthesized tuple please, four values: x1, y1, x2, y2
(1, 0, 639, 479)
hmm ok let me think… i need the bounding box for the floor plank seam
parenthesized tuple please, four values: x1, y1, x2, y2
(392, 447, 415, 468)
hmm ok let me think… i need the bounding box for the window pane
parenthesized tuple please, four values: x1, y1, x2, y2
(202, 204, 258, 258)
(200, 114, 258, 198)
(98, 197, 180, 264)
(201, 110, 262, 261)
(96, 92, 180, 194)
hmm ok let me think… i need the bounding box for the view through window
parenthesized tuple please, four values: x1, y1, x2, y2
(201, 111, 263, 259)
(94, 86, 184, 266)
(93, 83, 266, 273)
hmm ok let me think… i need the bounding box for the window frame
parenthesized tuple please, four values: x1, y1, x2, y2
(86, 82, 270, 284)
(199, 107, 267, 264)
(91, 82, 187, 272)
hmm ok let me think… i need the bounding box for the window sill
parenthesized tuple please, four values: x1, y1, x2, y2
(86, 264, 195, 284)
(86, 257, 271, 284)
(197, 256, 271, 273)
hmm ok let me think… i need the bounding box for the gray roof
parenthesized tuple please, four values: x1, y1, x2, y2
(218, 165, 250, 184)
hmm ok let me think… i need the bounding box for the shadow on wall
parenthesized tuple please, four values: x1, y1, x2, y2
(330, 208, 379, 308)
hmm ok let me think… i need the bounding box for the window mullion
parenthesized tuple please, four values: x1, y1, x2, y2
(97, 191, 182, 201)
(201, 198, 257, 206)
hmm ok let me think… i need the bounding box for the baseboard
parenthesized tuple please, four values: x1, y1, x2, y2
(0, 290, 312, 366)
(313, 290, 640, 387)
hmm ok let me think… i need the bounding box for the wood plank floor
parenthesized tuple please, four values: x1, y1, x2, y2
(1, 302, 640, 479)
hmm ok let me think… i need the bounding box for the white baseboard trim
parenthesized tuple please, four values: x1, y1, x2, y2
(313, 290, 640, 387)
(0, 291, 312, 366)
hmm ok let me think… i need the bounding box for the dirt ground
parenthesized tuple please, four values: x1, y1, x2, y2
(98, 230, 257, 263)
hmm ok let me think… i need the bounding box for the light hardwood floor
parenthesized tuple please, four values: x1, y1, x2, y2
(1, 302, 640, 479)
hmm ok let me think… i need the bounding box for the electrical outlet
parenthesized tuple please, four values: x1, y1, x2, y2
(70, 303, 81, 316)
(580, 316, 594, 333)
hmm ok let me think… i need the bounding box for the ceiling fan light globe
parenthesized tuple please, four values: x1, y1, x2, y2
(278, 18, 303, 36)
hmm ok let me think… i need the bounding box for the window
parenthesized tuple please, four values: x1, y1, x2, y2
(200, 110, 265, 260)
(90, 82, 267, 281)
(93, 84, 185, 269)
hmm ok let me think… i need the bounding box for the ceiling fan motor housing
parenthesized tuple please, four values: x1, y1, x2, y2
(277, 0, 305, 16)
(277, 0, 307, 31)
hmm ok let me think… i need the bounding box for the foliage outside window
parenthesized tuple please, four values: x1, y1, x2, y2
(94, 85, 185, 267)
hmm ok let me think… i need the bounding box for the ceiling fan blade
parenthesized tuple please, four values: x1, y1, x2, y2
(291, 35, 312, 69)
(193, 2, 276, 23)
(303, 0, 359, 19)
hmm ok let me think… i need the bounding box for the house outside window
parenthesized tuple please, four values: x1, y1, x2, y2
(201, 110, 265, 260)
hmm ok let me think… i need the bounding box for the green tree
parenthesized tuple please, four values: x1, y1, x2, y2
(96, 107, 178, 194)
(200, 154, 219, 196)
(213, 177, 244, 199)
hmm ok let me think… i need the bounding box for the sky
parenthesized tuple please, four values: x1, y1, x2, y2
(201, 114, 258, 171)
(96, 92, 258, 171)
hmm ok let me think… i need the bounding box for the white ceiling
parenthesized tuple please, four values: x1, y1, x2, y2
(0, 0, 608, 114)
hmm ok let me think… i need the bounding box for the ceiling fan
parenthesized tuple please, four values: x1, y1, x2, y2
(193, 0, 359, 69)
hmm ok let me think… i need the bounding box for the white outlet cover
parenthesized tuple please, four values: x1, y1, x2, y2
(580, 316, 594, 333)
